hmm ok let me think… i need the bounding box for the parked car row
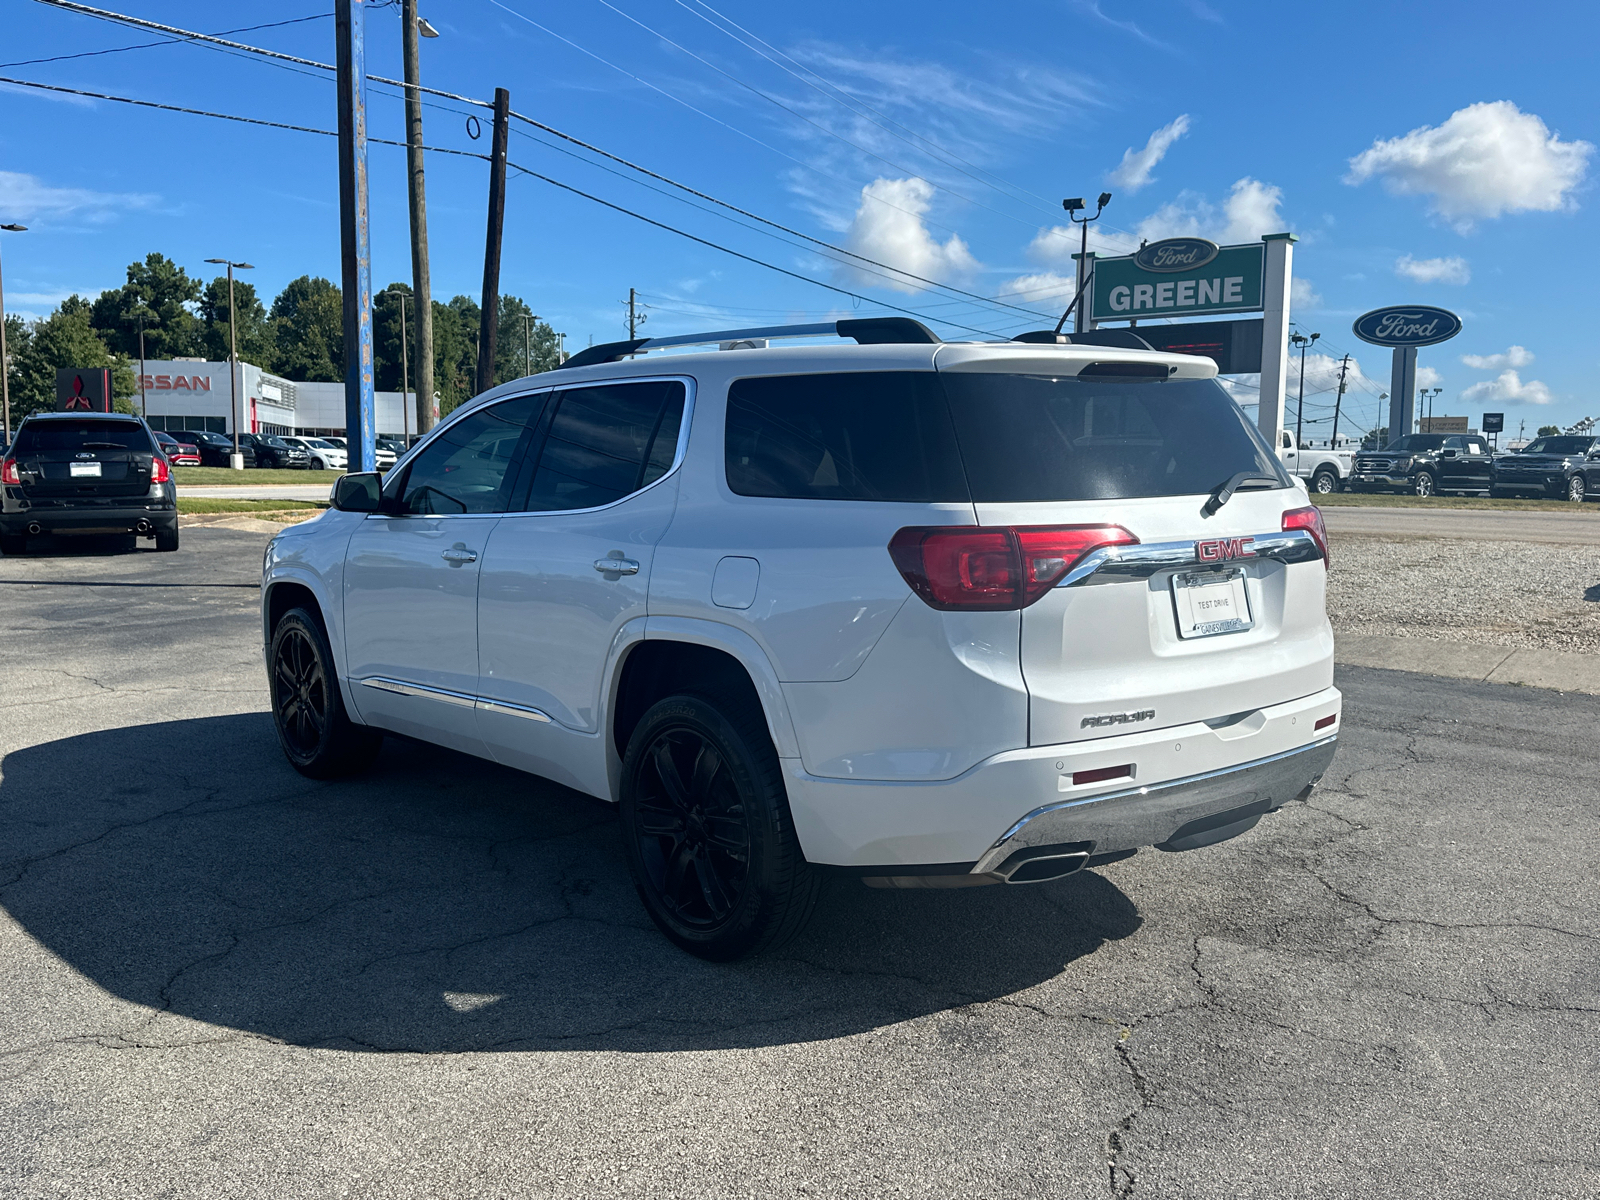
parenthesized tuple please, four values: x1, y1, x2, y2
(1348, 433, 1599, 500)
(141, 432, 404, 471)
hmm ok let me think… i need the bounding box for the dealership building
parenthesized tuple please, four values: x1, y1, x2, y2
(135, 359, 432, 440)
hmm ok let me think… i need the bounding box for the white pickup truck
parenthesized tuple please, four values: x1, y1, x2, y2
(1276, 431, 1353, 494)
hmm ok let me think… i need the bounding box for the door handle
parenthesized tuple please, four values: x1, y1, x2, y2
(441, 545, 478, 565)
(594, 556, 640, 576)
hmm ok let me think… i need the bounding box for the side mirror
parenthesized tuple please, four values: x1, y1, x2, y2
(331, 471, 384, 512)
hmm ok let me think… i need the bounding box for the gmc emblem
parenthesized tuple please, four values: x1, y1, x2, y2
(1196, 536, 1256, 563)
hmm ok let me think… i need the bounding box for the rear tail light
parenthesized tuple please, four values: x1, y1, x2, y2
(1281, 505, 1328, 566)
(150, 456, 171, 483)
(889, 524, 1138, 611)
(0, 458, 17, 486)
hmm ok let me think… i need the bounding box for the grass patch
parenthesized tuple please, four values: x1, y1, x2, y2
(1315, 491, 1597, 514)
(175, 466, 342, 486)
(178, 498, 326, 514)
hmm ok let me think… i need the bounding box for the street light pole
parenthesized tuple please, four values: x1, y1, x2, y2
(0, 224, 27, 444)
(1060, 193, 1111, 334)
(205, 258, 254, 469)
(1290, 330, 1320, 449)
(137, 315, 147, 419)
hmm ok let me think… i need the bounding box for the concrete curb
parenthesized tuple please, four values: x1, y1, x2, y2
(1335, 633, 1600, 695)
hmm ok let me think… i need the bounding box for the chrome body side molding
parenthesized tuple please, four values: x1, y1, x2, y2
(358, 677, 554, 724)
(1057, 529, 1322, 588)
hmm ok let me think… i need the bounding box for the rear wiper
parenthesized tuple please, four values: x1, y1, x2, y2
(1201, 471, 1280, 518)
(78, 442, 128, 449)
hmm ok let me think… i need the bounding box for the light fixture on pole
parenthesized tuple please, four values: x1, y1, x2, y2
(417, 16, 440, 36)
(1059, 192, 1111, 335)
(204, 258, 254, 469)
(379, 289, 411, 447)
(0, 224, 27, 444)
(1290, 331, 1320, 450)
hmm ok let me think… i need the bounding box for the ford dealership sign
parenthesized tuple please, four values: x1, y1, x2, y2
(1352, 305, 1462, 348)
(1134, 237, 1220, 273)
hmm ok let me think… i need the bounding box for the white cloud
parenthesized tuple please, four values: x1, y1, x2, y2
(1290, 352, 1382, 399)
(0, 170, 158, 226)
(841, 177, 978, 293)
(1290, 277, 1321, 308)
(1135, 177, 1287, 245)
(996, 270, 1078, 305)
(1395, 254, 1471, 285)
(1026, 223, 1139, 266)
(1416, 365, 1444, 390)
(1345, 101, 1593, 231)
(1107, 115, 1191, 192)
(1461, 369, 1552, 406)
(1461, 345, 1534, 370)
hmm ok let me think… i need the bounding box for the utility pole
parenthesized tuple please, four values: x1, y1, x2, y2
(476, 86, 510, 397)
(627, 287, 640, 339)
(1330, 354, 1351, 447)
(336, 0, 376, 473)
(523, 312, 535, 377)
(137, 315, 147, 418)
(1290, 330, 1320, 449)
(0, 223, 25, 444)
(402, 0, 437, 435)
(205, 258, 253, 468)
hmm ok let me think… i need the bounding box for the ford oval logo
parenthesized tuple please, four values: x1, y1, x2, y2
(1352, 304, 1462, 348)
(1134, 237, 1220, 273)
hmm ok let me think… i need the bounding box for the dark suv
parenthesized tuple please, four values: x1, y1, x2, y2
(1490, 436, 1599, 502)
(177, 430, 256, 468)
(239, 433, 310, 469)
(1, 413, 179, 553)
(1349, 434, 1493, 497)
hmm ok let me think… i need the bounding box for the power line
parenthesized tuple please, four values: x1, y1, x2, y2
(0, 12, 330, 69)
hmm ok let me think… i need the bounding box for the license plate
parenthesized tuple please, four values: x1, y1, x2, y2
(1171, 567, 1252, 639)
(69, 461, 102, 477)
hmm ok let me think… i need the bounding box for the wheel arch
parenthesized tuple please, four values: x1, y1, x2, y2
(263, 570, 364, 722)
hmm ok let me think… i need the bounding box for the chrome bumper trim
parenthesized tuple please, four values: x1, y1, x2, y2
(1057, 530, 1321, 588)
(972, 735, 1338, 875)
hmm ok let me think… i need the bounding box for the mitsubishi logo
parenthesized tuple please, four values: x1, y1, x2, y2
(1196, 536, 1256, 563)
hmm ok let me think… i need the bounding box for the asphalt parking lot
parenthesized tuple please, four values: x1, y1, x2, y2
(2, 527, 1597, 1199)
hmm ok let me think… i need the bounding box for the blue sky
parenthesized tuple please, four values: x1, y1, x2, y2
(3, 0, 1597, 438)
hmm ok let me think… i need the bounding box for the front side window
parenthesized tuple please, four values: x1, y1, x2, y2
(521, 381, 686, 512)
(395, 394, 540, 514)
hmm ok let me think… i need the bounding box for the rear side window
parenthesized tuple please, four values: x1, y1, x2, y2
(725, 372, 967, 501)
(522, 381, 686, 512)
(940, 373, 1286, 502)
(13, 420, 154, 455)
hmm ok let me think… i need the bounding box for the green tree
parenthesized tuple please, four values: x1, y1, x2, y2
(1537, 425, 1561, 437)
(494, 294, 561, 384)
(9, 296, 136, 421)
(270, 276, 343, 382)
(201, 275, 275, 369)
(433, 295, 481, 416)
(91, 253, 204, 361)
(372, 281, 413, 394)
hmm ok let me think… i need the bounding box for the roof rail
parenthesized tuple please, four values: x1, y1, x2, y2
(556, 316, 939, 370)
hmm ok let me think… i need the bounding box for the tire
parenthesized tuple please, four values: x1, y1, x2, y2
(311, 458, 325, 470)
(269, 607, 382, 779)
(0, 533, 26, 556)
(1488, 486, 1510, 499)
(620, 693, 819, 961)
(154, 523, 179, 552)
(1569, 475, 1587, 503)
(1310, 467, 1340, 495)
(1413, 471, 1437, 498)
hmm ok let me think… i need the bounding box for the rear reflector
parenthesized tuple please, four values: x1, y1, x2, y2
(889, 524, 1139, 611)
(1071, 763, 1135, 786)
(1282, 504, 1329, 566)
(1314, 714, 1337, 731)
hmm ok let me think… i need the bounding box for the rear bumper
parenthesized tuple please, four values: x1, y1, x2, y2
(1, 495, 177, 535)
(785, 685, 1341, 869)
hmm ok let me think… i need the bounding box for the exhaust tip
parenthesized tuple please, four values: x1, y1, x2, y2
(26, 522, 41, 535)
(135, 519, 153, 534)
(992, 841, 1094, 884)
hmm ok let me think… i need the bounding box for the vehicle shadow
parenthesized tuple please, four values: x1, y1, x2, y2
(4, 533, 147, 558)
(0, 715, 1141, 1053)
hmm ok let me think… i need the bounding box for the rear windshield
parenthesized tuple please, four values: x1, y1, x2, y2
(724, 370, 1284, 503)
(1522, 437, 1592, 455)
(14, 420, 153, 455)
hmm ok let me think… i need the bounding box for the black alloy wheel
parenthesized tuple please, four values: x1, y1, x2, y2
(268, 607, 382, 778)
(621, 694, 818, 960)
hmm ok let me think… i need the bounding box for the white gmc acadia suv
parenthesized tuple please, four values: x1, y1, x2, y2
(261, 318, 1340, 960)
